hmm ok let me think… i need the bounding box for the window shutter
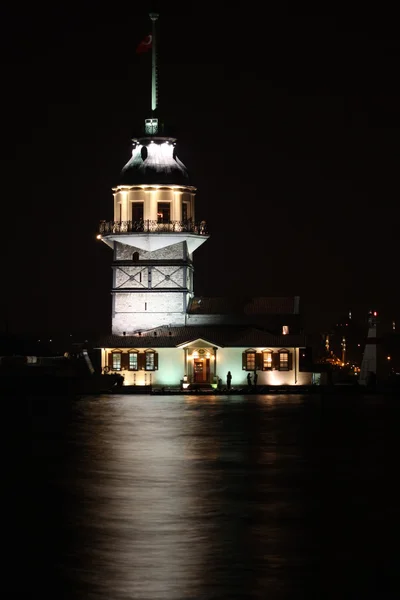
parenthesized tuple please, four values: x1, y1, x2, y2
(121, 353, 129, 370)
(154, 352, 159, 370)
(272, 352, 280, 370)
(288, 352, 293, 371)
(242, 352, 247, 370)
(256, 353, 263, 371)
(138, 353, 146, 370)
(108, 352, 113, 368)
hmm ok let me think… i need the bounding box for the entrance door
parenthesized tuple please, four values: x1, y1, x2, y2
(132, 203, 144, 230)
(194, 360, 205, 382)
(193, 359, 210, 383)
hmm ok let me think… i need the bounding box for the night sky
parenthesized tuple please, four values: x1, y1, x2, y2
(2, 4, 399, 337)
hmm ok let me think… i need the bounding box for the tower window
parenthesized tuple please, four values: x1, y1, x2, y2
(132, 202, 144, 227)
(182, 201, 188, 222)
(157, 202, 170, 223)
(282, 325, 289, 335)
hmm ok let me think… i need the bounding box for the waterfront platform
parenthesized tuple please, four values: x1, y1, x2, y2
(110, 383, 399, 395)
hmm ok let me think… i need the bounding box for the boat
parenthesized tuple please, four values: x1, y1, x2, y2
(0, 351, 124, 396)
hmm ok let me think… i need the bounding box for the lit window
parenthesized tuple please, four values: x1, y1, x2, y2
(282, 325, 289, 335)
(279, 352, 289, 371)
(245, 352, 256, 371)
(263, 351, 273, 370)
(129, 352, 138, 371)
(157, 202, 170, 223)
(112, 352, 121, 371)
(145, 351, 157, 371)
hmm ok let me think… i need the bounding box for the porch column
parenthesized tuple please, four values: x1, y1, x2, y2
(214, 347, 217, 378)
(184, 348, 188, 376)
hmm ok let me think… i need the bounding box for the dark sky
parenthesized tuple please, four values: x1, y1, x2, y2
(1, 3, 399, 336)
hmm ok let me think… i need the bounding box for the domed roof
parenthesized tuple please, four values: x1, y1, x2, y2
(119, 137, 190, 186)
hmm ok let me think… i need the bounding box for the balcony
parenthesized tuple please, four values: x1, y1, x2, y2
(99, 220, 208, 236)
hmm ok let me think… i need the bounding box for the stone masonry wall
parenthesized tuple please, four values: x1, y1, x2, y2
(115, 241, 186, 261)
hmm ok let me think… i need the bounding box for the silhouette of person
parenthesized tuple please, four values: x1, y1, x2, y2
(227, 371, 232, 390)
(253, 371, 258, 386)
(247, 372, 252, 388)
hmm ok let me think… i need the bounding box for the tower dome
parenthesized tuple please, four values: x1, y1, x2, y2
(119, 136, 190, 186)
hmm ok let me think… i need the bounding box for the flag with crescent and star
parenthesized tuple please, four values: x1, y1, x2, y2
(136, 34, 152, 54)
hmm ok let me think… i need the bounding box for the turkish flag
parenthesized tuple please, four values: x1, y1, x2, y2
(136, 34, 152, 54)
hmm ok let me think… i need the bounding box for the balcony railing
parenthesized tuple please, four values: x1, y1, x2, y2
(99, 220, 208, 235)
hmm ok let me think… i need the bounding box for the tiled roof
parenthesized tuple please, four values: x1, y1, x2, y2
(187, 296, 298, 315)
(96, 326, 306, 349)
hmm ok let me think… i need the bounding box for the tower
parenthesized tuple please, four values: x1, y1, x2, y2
(99, 13, 209, 334)
(341, 335, 346, 365)
(359, 311, 379, 386)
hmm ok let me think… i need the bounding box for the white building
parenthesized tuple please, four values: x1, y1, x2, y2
(97, 13, 313, 389)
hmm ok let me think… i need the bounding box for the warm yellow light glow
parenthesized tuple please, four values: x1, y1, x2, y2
(387, 356, 391, 361)
(96, 234, 102, 239)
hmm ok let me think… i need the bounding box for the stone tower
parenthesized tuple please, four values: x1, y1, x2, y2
(99, 13, 209, 334)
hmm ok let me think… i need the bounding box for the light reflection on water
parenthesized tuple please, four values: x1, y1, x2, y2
(29, 393, 397, 599)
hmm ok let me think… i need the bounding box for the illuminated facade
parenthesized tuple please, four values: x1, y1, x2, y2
(97, 12, 313, 388)
(99, 151, 208, 334)
(98, 329, 312, 388)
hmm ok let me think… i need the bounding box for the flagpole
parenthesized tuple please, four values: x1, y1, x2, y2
(149, 12, 159, 112)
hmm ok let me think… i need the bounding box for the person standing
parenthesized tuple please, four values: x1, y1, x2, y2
(227, 371, 232, 390)
(247, 372, 252, 388)
(253, 370, 258, 387)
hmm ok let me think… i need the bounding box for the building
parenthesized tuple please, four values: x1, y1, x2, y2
(96, 13, 313, 389)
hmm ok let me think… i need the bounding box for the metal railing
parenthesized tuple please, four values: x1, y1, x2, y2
(99, 220, 208, 235)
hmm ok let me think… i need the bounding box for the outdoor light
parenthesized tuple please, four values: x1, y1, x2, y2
(96, 234, 102, 239)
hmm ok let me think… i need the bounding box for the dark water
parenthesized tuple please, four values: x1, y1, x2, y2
(24, 394, 400, 599)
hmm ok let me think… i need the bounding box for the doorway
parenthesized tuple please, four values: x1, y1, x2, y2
(132, 203, 144, 230)
(193, 358, 210, 383)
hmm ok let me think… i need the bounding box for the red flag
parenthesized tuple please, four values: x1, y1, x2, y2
(136, 34, 152, 54)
